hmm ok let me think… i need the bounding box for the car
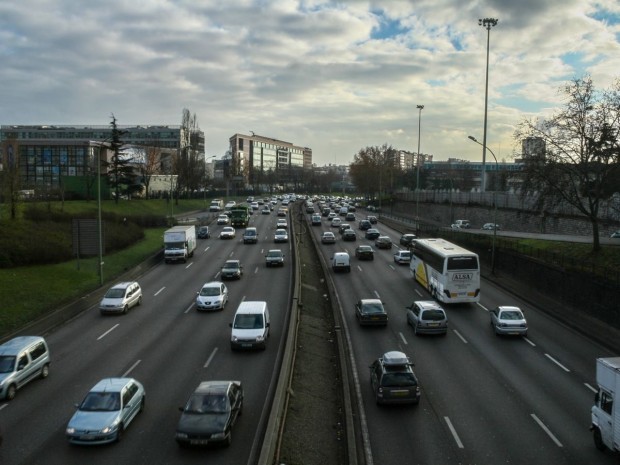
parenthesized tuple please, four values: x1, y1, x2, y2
(327, 212, 337, 221)
(406, 301, 448, 335)
(399, 233, 417, 247)
(482, 223, 501, 230)
(175, 380, 243, 447)
(274, 229, 289, 243)
(196, 281, 228, 311)
(311, 215, 322, 226)
(339, 207, 348, 216)
(250, 202, 259, 210)
(342, 229, 357, 241)
(322, 208, 331, 217)
(611, 231, 620, 238)
(331, 252, 351, 272)
(393, 250, 411, 264)
(261, 206, 271, 215)
(197, 226, 211, 239)
(306, 205, 315, 214)
(220, 260, 243, 280)
(490, 306, 528, 336)
(243, 227, 258, 244)
(355, 245, 374, 260)
(355, 299, 388, 326)
(66, 377, 145, 445)
(0, 336, 51, 400)
(219, 226, 236, 239)
(216, 215, 230, 225)
(345, 212, 356, 221)
(277, 208, 288, 217)
(454, 219, 471, 229)
(369, 351, 420, 405)
(330, 217, 342, 228)
(375, 236, 392, 249)
(358, 219, 372, 230)
(224, 201, 236, 209)
(338, 223, 351, 234)
(265, 249, 285, 267)
(365, 228, 380, 240)
(99, 281, 142, 315)
(276, 218, 288, 229)
(321, 231, 336, 244)
(367, 215, 378, 224)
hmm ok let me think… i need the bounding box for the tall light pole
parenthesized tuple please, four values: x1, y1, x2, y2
(469, 135, 499, 273)
(478, 17, 498, 193)
(415, 104, 424, 223)
(96, 143, 104, 286)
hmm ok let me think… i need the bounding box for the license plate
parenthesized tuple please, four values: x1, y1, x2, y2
(429, 323, 440, 327)
(190, 439, 209, 445)
(79, 435, 95, 440)
(241, 343, 253, 348)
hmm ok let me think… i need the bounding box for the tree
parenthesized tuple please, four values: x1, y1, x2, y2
(514, 76, 620, 252)
(137, 145, 162, 199)
(349, 144, 399, 201)
(107, 115, 137, 203)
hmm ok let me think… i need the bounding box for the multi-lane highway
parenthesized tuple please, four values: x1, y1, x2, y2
(0, 207, 295, 465)
(308, 202, 617, 465)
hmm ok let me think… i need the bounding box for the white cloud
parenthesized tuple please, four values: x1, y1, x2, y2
(0, 0, 618, 165)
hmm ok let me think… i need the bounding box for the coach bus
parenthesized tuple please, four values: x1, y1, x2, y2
(409, 238, 480, 304)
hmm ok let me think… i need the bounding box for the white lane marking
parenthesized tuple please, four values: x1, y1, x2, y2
(545, 353, 570, 372)
(186, 262, 193, 269)
(357, 265, 362, 272)
(399, 332, 408, 345)
(97, 324, 119, 340)
(184, 303, 194, 314)
(453, 330, 468, 344)
(374, 290, 381, 299)
(414, 289, 423, 297)
(203, 246, 210, 252)
(229, 251, 235, 257)
(388, 265, 395, 271)
(254, 267, 259, 274)
(0, 404, 7, 411)
(524, 337, 536, 347)
(123, 360, 141, 377)
(584, 383, 598, 394)
(204, 347, 218, 368)
(154, 287, 166, 296)
(531, 414, 563, 447)
(477, 302, 489, 312)
(444, 417, 464, 448)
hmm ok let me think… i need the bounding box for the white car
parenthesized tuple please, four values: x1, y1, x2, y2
(276, 218, 288, 228)
(274, 229, 289, 243)
(331, 217, 342, 228)
(220, 226, 236, 239)
(196, 281, 228, 311)
(482, 223, 501, 230)
(217, 215, 230, 225)
(393, 250, 411, 265)
(490, 306, 528, 336)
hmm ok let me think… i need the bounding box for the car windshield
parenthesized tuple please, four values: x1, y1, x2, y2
(268, 252, 282, 258)
(200, 287, 221, 296)
(362, 303, 385, 314)
(381, 371, 417, 387)
(422, 309, 445, 321)
(185, 393, 229, 414)
(0, 356, 16, 373)
(500, 310, 524, 320)
(234, 314, 264, 329)
(223, 263, 239, 270)
(104, 288, 126, 298)
(80, 392, 121, 411)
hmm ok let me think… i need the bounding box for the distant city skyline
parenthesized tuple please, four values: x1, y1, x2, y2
(0, 0, 618, 165)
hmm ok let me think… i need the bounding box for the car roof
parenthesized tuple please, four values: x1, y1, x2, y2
(360, 298, 382, 305)
(268, 249, 283, 253)
(224, 260, 240, 265)
(275, 229, 287, 233)
(201, 281, 224, 288)
(90, 377, 136, 393)
(498, 306, 522, 313)
(357, 245, 372, 249)
(415, 300, 444, 311)
(322, 231, 334, 235)
(195, 380, 240, 394)
(380, 351, 411, 366)
(110, 281, 136, 289)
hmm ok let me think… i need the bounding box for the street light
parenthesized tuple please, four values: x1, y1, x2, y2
(478, 17, 498, 193)
(468, 135, 499, 273)
(415, 105, 424, 225)
(204, 155, 216, 208)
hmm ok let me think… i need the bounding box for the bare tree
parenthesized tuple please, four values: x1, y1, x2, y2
(514, 76, 620, 251)
(349, 144, 399, 200)
(137, 145, 161, 199)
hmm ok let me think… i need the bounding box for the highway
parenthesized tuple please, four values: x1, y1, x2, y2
(308, 203, 617, 465)
(0, 208, 294, 465)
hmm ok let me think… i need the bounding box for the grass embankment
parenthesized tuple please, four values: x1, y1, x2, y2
(0, 199, 210, 336)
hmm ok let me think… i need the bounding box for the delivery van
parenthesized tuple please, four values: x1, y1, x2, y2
(229, 301, 270, 350)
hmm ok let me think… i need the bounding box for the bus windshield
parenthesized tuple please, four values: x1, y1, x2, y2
(446, 256, 478, 271)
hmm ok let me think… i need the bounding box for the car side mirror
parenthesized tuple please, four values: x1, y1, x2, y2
(229, 323, 233, 327)
(266, 322, 270, 327)
(179, 406, 184, 412)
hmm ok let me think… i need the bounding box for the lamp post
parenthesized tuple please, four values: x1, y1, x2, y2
(478, 17, 498, 193)
(96, 143, 104, 286)
(468, 135, 499, 273)
(415, 105, 424, 224)
(204, 155, 216, 208)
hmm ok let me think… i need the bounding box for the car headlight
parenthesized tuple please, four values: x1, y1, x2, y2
(176, 432, 188, 439)
(211, 432, 226, 440)
(256, 335, 265, 342)
(231, 336, 238, 342)
(66, 427, 75, 434)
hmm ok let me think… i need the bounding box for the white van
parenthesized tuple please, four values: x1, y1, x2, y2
(0, 336, 50, 400)
(332, 252, 351, 273)
(229, 301, 270, 350)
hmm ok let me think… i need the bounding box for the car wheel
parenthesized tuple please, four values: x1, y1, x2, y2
(593, 427, 606, 451)
(123, 304, 129, 314)
(225, 431, 232, 447)
(40, 363, 50, 379)
(137, 295, 142, 306)
(414, 323, 420, 336)
(116, 424, 124, 442)
(139, 397, 145, 412)
(6, 384, 16, 401)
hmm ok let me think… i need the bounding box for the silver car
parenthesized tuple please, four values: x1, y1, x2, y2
(66, 377, 145, 445)
(99, 282, 142, 315)
(490, 306, 528, 336)
(406, 300, 448, 335)
(196, 281, 228, 311)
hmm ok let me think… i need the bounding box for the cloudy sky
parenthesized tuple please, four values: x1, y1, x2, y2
(1, 0, 619, 166)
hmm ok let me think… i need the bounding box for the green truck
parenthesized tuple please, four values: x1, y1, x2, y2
(230, 204, 250, 227)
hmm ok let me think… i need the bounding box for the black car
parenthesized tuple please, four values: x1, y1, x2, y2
(355, 299, 388, 326)
(342, 229, 357, 241)
(367, 215, 378, 224)
(355, 245, 374, 260)
(220, 260, 243, 280)
(175, 380, 243, 447)
(365, 228, 380, 240)
(370, 351, 420, 405)
(358, 219, 372, 231)
(197, 226, 210, 239)
(399, 233, 417, 247)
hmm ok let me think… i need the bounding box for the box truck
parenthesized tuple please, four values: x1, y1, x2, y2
(164, 225, 196, 263)
(591, 357, 620, 452)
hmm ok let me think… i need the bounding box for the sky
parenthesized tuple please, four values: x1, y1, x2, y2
(1, 0, 619, 166)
